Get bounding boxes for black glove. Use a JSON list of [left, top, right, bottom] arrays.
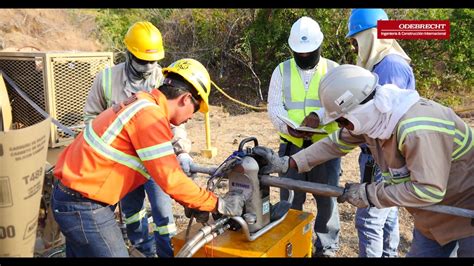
[[184, 207, 210, 223], [252, 146, 289, 174]]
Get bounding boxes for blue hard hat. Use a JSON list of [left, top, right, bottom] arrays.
[[346, 9, 388, 38]]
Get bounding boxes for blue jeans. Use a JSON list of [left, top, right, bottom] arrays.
[[51, 182, 129, 257], [279, 142, 341, 255], [407, 228, 474, 257], [356, 150, 400, 257], [121, 179, 176, 257]]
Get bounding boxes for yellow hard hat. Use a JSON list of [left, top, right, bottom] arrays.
[[162, 58, 211, 113], [123, 21, 164, 62]]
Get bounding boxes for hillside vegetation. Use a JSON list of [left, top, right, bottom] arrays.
[[1, 9, 472, 114], [92, 9, 473, 114]]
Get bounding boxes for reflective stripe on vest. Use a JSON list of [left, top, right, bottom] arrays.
[[103, 67, 113, 108], [277, 58, 339, 147], [83, 99, 174, 180], [328, 130, 357, 153], [397, 117, 473, 161], [102, 100, 156, 144]]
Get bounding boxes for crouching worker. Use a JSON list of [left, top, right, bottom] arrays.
[[51, 58, 245, 257], [253, 64, 474, 257]]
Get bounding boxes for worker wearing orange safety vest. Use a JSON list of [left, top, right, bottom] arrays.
[[51, 58, 244, 257], [83, 21, 191, 257]]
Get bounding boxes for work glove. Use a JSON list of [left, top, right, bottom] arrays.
[[252, 146, 289, 174], [184, 207, 210, 223], [217, 192, 245, 217], [337, 183, 370, 208], [177, 153, 195, 178]]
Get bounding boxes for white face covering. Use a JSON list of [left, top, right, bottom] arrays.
[[354, 28, 411, 71], [344, 84, 420, 139], [344, 101, 380, 136]]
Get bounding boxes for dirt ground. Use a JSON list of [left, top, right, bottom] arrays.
[[0, 9, 101, 52]]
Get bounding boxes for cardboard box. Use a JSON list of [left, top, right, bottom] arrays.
[[0, 75, 51, 257], [0, 74, 12, 131]]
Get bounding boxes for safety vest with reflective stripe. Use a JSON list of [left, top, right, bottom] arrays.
[[83, 99, 174, 180], [102, 67, 164, 108], [55, 90, 218, 209], [278, 58, 339, 148], [396, 116, 473, 202], [102, 67, 113, 107]]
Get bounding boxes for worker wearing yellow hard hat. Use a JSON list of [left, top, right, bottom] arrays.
[[55, 57, 244, 257], [82, 21, 195, 257]]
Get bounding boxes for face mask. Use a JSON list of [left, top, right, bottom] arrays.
[[293, 48, 321, 70], [344, 101, 379, 136], [125, 51, 158, 81], [130, 59, 157, 79]]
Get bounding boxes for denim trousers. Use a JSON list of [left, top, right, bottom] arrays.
[[120, 179, 176, 257], [407, 228, 474, 257], [51, 182, 129, 257], [279, 142, 341, 255], [356, 151, 400, 257]]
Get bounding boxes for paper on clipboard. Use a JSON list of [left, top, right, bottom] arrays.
[[277, 115, 327, 134]]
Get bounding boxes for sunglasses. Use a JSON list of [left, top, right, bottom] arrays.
[[335, 117, 351, 127], [130, 53, 157, 65], [189, 94, 201, 113]]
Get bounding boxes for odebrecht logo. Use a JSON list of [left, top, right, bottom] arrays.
[[377, 20, 450, 40]]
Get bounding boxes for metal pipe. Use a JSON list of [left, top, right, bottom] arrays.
[[260, 175, 344, 197], [416, 205, 474, 218], [231, 190, 294, 242], [260, 175, 474, 218], [189, 163, 218, 175]]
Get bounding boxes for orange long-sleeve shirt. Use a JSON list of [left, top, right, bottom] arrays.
[[54, 89, 218, 211]]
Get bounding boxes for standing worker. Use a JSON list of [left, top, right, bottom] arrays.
[[254, 64, 474, 257], [266, 16, 341, 257], [52, 58, 245, 257], [83, 21, 193, 257], [345, 8, 416, 257]]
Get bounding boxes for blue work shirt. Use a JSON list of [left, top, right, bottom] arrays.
[[360, 54, 416, 151], [373, 53, 416, 90]]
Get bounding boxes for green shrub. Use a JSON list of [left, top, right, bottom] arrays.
[[94, 8, 473, 113]]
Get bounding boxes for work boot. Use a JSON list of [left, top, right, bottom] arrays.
[[313, 249, 336, 258]]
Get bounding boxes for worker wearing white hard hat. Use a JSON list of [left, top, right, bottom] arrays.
[[266, 16, 342, 257], [254, 64, 474, 257]]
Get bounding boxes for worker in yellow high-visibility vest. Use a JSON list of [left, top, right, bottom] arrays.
[[266, 16, 341, 257]]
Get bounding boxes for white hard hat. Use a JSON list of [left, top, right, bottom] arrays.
[[319, 64, 378, 124], [288, 16, 324, 53]]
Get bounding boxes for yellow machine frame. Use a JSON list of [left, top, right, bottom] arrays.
[[172, 209, 314, 258]]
